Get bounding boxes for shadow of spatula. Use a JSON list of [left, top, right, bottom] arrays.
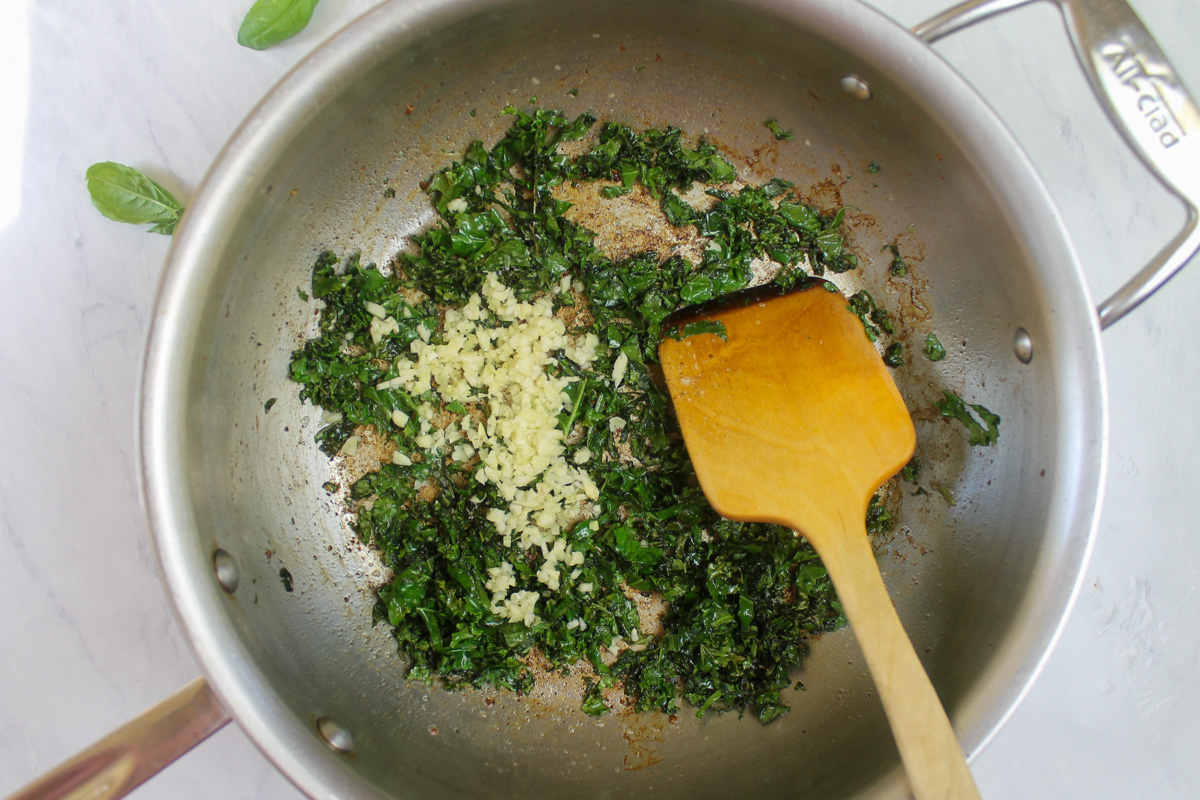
[[658, 283, 981, 800]]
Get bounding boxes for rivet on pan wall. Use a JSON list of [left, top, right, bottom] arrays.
[[1013, 327, 1034, 363], [317, 717, 355, 753], [840, 75, 872, 100], [212, 549, 240, 593]]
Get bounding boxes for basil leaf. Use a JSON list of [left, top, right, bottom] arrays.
[[85, 162, 183, 235], [237, 0, 320, 50]]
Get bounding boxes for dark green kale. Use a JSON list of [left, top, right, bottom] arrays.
[[614, 520, 843, 723], [571, 120, 736, 225], [882, 243, 906, 277], [581, 678, 610, 716], [882, 343, 904, 368], [279, 567, 294, 592], [900, 456, 921, 483], [923, 332, 946, 362], [846, 290, 895, 342], [935, 390, 1000, 446], [866, 493, 895, 535]]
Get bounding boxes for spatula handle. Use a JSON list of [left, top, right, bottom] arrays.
[[816, 527, 982, 800]]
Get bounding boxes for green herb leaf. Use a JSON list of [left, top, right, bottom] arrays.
[[764, 118, 794, 141], [882, 342, 904, 368], [882, 243, 906, 277], [581, 680, 609, 716], [934, 390, 1000, 446], [237, 0, 320, 50], [930, 481, 957, 505], [867, 160, 882, 174], [923, 332, 946, 362], [85, 162, 184, 235], [866, 493, 895, 534], [846, 290, 894, 342]]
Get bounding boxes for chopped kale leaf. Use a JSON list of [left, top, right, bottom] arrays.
[[764, 118, 794, 141], [935, 390, 1001, 446], [930, 481, 957, 505], [882, 243, 906, 277]]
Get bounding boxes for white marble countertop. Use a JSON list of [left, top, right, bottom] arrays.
[[2, 0, 1197, 797]]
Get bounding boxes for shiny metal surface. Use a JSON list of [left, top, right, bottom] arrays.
[[915, 0, 1200, 327], [4, 679, 230, 800], [140, 0, 1108, 798]]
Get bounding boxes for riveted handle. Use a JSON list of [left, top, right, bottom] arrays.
[[914, 0, 1200, 329], [4, 678, 231, 800]]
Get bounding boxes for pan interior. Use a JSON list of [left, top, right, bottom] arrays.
[[146, 0, 1105, 797]]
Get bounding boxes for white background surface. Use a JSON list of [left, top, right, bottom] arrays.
[[1, 0, 1197, 797]]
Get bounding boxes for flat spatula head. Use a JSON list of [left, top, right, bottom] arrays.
[[659, 285, 916, 542]]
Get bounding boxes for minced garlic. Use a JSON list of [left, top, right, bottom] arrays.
[[389, 274, 599, 625]]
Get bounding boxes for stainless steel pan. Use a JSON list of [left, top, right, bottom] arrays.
[[12, 0, 1198, 798]]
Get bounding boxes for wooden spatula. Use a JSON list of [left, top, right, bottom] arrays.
[[658, 284, 981, 800]]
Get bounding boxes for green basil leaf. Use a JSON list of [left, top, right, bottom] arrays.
[[237, 0, 320, 50], [85, 162, 183, 235]]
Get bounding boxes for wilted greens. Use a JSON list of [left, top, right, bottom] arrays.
[[935, 390, 1001, 446], [289, 107, 925, 723], [764, 118, 794, 141], [923, 332, 947, 362]]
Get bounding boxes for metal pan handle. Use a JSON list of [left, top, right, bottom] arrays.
[[4, 678, 230, 800], [914, 0, 1200, 329]]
